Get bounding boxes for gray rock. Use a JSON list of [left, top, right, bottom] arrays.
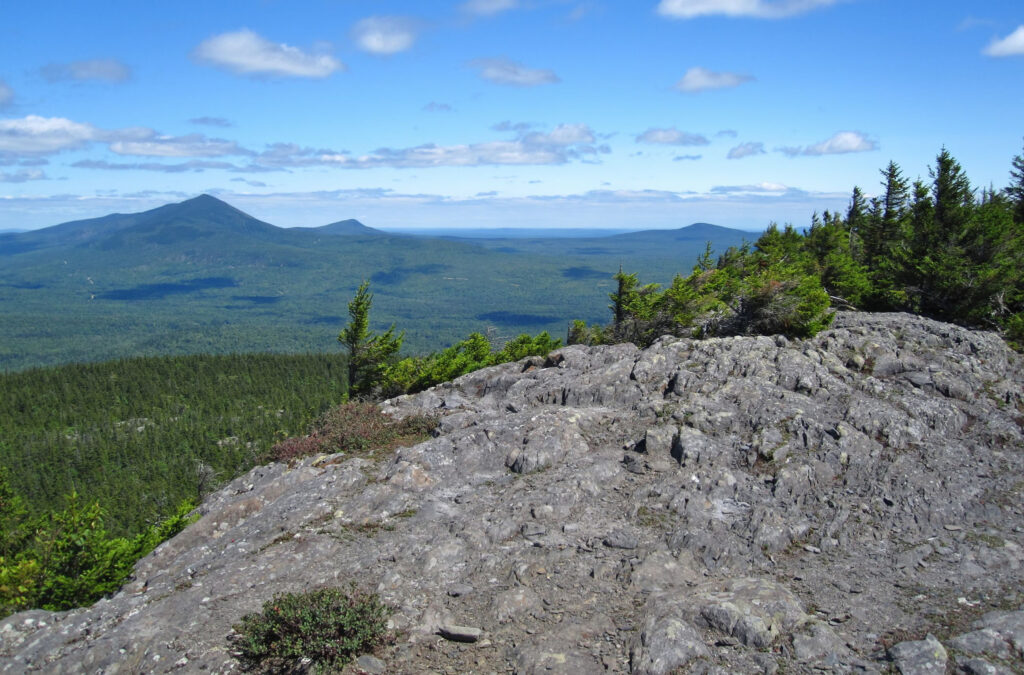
[[437, 624, 483, 642], [355, 654, 388, 673], [604, 528, 639, 550], [630, 613, 710, 675], [888, 633, 947, 674]]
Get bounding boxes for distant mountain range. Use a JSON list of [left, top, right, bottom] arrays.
[[0, 195, 758, 371]]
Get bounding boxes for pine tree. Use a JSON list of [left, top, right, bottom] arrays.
[[339, 281, 404, 398]]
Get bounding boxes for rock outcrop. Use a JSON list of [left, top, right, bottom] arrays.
[[3, 312, 1023, 674]]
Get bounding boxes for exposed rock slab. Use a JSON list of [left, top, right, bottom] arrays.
[[2, 312, 1024, 674]]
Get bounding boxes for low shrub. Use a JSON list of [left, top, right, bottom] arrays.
[[266, 402, 436, 463], [232, 585, 391, 673]]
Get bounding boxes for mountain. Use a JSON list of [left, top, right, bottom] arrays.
[[4, 312, 1023, 672], [0, 195, 761, 372], [307, 218, 382, 236]]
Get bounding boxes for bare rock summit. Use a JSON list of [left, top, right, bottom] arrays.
[[3, 312, 1024, 674]]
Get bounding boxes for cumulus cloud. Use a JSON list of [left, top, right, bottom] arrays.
[[727, 141, 766, 159], [470, 58, 560, 86], [0, 115, 100, 154], [193, 29, 343, 78], [0, 80, 13, 107], [778, 131, 877, 156], [352, 16, 418, 55], [0, 169, 46, 183], [675, 67, 754, 93], [657, 0, 838, 19], [636, 127, 709, 145], [108, 133, 252, 158], [984, 26, 1024, 57], [41, 59, 131, 83], [461, 0, 519, 16], [189, 116, 233, 128]]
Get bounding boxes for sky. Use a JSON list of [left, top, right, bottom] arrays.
[[1, 0, 1022, 232]]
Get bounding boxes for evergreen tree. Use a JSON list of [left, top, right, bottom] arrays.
[[1006, 141, 1024, 225], [846, 186, 869, 262], [339, 281, 404, 398]]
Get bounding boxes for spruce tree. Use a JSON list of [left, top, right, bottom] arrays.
[[339, 281, 403, 398], [1007, 141, 1024, 225]]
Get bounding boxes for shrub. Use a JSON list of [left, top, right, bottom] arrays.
[[232, 585, 391, 673], [266, 402, 436, 463]]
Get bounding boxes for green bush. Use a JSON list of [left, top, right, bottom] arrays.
[[232, 585, 391, 673], [0, 484, 198, 618], [383, 330, 561, 396]]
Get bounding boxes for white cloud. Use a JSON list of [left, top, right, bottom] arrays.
[[674, 154, 702, 161], [461, 0, 519, 16], [0, 115, 99, 154], [528, 123, 595, 145], [193, 29, 343, 78], [984, 26, 1024, 57], [727, 141, 766, 159], [352, 16, 418, 55], [778, 131, 877, 156], [636, 127, 710, 145], [657, 0, 838, 19], [0, 169, 46, 183], [470, 58, 560, 86], [675, 67, 754, 93], [0, 80, 14, 107], [423, 102, 453, 112], [108, 133, 252, 158], [41, 59, 131, 83]]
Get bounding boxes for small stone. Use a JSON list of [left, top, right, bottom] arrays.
[[355, 654, 388, 673], [888, 633, 947, 675], [448, 583, 474, 598], [438, 624, 483, 643], [603, 529, 639, 550]]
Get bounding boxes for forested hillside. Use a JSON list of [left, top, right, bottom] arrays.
[[0, 352, 348, 536]]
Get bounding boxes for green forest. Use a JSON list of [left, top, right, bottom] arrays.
[[0, 352, 349, 535]]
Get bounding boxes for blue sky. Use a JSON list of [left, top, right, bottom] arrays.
[[1, 0, 1022, 232]]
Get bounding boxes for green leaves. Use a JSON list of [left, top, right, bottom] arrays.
[[340, 281, 404, 398], [0, 487, 198, 618], [232, 586, 391, 673]]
